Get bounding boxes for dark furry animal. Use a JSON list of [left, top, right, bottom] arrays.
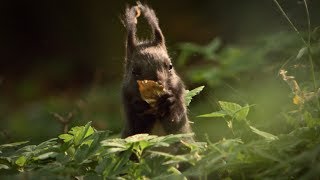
[[121, 3, 193, 139]]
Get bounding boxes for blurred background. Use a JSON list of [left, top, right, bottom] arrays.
[[0, 0, 319, 144]]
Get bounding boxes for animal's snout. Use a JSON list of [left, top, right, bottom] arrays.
[[156, 70, 167, 84]]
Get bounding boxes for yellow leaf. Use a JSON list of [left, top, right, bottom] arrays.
[[137, 80, 166, 107], [293, 95, 303, 105]]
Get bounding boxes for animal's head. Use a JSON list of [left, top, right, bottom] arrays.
[[122, 3, 178, 91]]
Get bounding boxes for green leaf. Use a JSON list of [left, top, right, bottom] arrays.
[[198, 111, 226, 118], [185, 86, 205, 106], [235, 104, 250, 121], [15, 156, 27, 167], [59, 134, 74, 142], [86, 131, 110, 156], [0, 141, 29, 150], [35, 152, 58, 160], [70, 122, 94, 146], [249, 126, 278, 141], [125, 134, 157, 143], [74, 144, 90, 163], [101, 138, 129, 153], [219, 101, 249, 121], [0, 164, 10, 170]]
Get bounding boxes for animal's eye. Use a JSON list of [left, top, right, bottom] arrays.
[[169, 63, 173, 70]]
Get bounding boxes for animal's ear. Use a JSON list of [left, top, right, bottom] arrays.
[[138, 2, 165, 47], [122, 5, 140, 56]]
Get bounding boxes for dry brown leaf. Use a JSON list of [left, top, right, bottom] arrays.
[[137, 80, 166, 107]]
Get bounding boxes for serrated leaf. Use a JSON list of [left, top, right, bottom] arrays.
[[101, 139, 127, 148], [71, 122, 94, 146], [185, 86, 205, 106], [235, 104, 250, 121], [219, 101, 249, 121], [86, 131, 110, 156], [249, 126, 278, 141], [125, 134, 157, 143], [15, 156, 27, 167], [219, 101, 241, 115], [59, 134, 74, 142], [296, 47, 307, 59], [74, 144, 90, 163], [198, 111, 226, 118]]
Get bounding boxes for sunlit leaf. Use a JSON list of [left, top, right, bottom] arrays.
[[219, 101, 249, 121], [59, 134, 74, 142], [70, 122, 94, 146], [125, 134, 157, 143], [0, 141, 29, 150], [249, 126, 278, 141], [0, 164, 10, 170], [15, 156, 27, 167], [185, 86, 205, 106], [198, 111, 226, 118], [35, 152, 58, 160]]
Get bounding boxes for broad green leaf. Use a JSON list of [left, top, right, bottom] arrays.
[[185, 86, 205, 106], [235, 104, 250, 121], [125, 134, 157, 143], [197, 111, 226, 118], [0, 164, 10, 170], [71, 122, 94, 146], [74, 144, 90, 163], [101, 138, 127, 148], [86, 131, 110, 156], [219, 101, 242, 116], [249, 126, 278, 141], [36, 138, 58, 149], [59, 134, 74, 142], [219, 101, 249, 121], [0, 141, 29, 150], [15, 156, 27, 167], [101, 138, 129, 153], [35, 152, 58, 160]]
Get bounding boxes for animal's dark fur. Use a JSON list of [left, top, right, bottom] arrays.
[[121, 3, 193, 139]]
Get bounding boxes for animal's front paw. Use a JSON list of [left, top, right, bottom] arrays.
[[132, 98, 151, 114], [156, 92, 176, 118]]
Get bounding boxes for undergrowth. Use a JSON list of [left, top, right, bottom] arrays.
[[1, 1, 320, 179]]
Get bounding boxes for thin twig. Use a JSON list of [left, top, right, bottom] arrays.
[[51, 112, 74, 133]]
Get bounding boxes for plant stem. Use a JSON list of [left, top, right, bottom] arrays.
[[303, 0, 320, 110], [273, 0, 307, 46], [274, 0, 320, 110]]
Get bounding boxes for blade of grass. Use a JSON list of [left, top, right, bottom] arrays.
[[303, 0, 320, 110]]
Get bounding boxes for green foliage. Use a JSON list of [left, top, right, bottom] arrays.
[[185, 86, 205, 106], [0, 122, 205, 179], [177, 31, 307, 88]]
